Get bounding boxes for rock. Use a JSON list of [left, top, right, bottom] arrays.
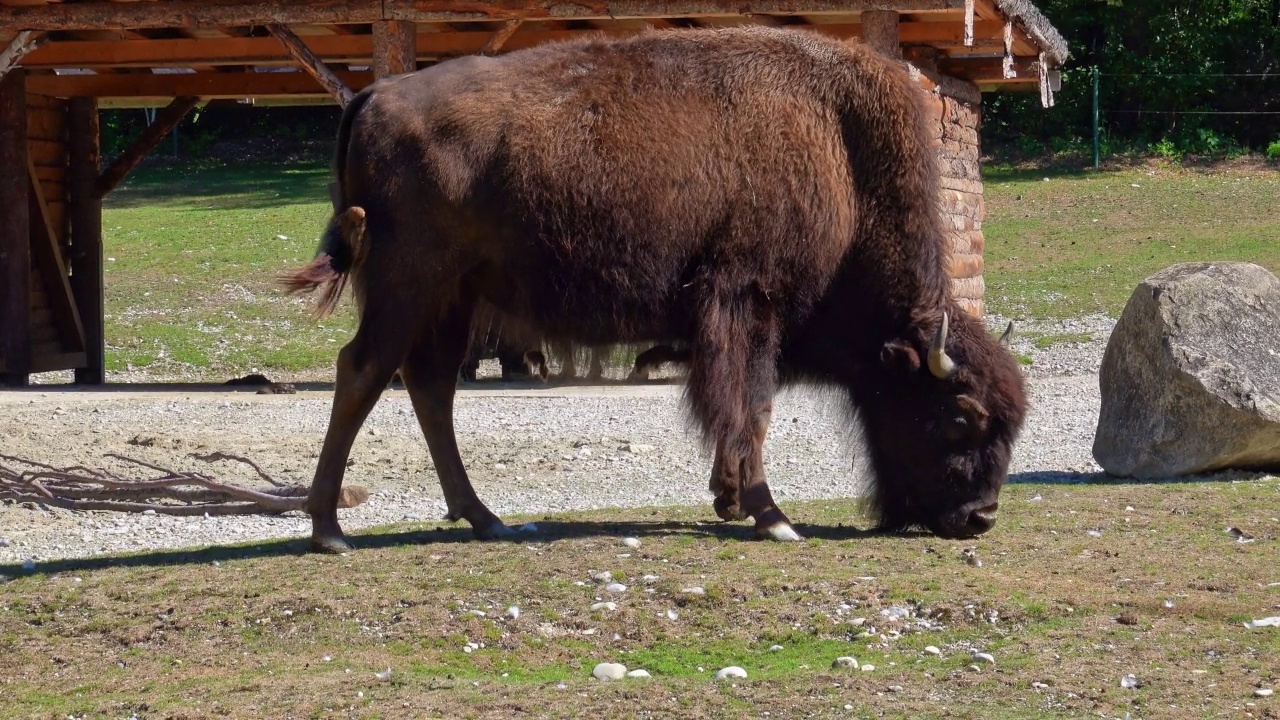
[[924, 646, 942, 656], [1120, 674, 1140, 689], [714, 666, 747, 680], [621, 443, 655, 454], [1245, 616, 1280, 629], [0, 538, 9, 548], [622, 537, 641, 549], [592, 662, 627, 681], [860, 664, 876, 672], [973, 652, 995, 664], [681, 586, 705, 595], [768, 645, 784, 652], [1031, 681, 1049, 690], [592, 571, 614, 583], [590, 602, 618, 612], [1255, 688, 1274, 698], [604, 583, 627, 593], [832, 656, 859, 669], [1093, 262, 1280, 477], [626, 669, 651, 679], [505, 606, 520, 620]]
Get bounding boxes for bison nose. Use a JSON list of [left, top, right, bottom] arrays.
[[964, 502, 999, 535]]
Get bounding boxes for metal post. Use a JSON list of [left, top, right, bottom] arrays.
[[1092, 66, 1100, 169]]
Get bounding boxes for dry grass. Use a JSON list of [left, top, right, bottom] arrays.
[[3, 475, 1278, 719]]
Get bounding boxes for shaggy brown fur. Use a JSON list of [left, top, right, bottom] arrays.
[[282, 25, 1028, 553]]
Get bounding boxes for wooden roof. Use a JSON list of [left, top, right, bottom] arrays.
[[0, 0, 1068, 108]]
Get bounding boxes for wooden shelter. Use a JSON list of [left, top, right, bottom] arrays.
[[0, 0, 1067, 387]]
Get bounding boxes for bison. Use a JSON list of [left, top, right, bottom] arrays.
[[283, 25, 1028, 554]]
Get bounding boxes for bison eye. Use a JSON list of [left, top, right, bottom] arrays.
[[942, 415, 969, 441]]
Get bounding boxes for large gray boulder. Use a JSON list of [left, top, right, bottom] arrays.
[[1092, 261, 1280, 478]]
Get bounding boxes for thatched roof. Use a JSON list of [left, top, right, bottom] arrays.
[[994, 0, 1070, 64]]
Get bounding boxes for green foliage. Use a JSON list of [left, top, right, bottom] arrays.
[[1267, 139, 1280, 158], [985, 0, 1280, 159]]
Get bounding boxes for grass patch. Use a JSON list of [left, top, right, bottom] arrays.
[[983, 163, 1280, 319], [1029, 332, 1093, 350], [3, 477, 1279, 718]]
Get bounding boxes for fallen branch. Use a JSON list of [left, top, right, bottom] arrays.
[[0, 453, 368, 516]]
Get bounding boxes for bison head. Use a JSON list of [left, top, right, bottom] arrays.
[[853, 310, 1028, 539]]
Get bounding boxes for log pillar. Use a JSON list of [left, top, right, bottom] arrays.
[[861, 10, 900, 58], [68, 97, 104, 385], [0, 70, 29, 386], [373, 20, 417, 79]]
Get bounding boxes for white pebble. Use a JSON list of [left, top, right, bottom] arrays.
[[642, 574, 659, 583], [626, 669, 651, 678], [973, 652, 996, 664], [666, 609, 678, 621], [1255, 688, 1273, 698], [590, 602, 618, 612], [622, 537, 641, 549], [592, 571, 614, 583], [1031, 681, 1049, 690], [682, 586, 705, 595], [604, 583, 627, 593], [505, 606, 520, 620], [924, 646, 942, 656], [832, 656, 859, 669], [860, 664, 876, 672], [467, 609, 486, 617], [1120, 674, 1140, 689], [592, 662, 627, 681], [715, 666, 748, 680], [768, 645, 784, 652], [374, 667, 392, 681]]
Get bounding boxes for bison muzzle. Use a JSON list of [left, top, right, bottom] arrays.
[[282, 25, 1028, 553]]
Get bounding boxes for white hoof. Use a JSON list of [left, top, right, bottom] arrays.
[[764, 523, 803, 542]]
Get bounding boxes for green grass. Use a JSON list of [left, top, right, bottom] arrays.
[[2, 478, 1278, 718], [96, 159, 1280, 382], [982, 161, 1280, 319]]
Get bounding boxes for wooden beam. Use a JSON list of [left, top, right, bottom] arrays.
[[0, 70, 30, 385], [0, 0, 964, 31], [95, 96, 200, 197], [27, 151, 86, 355], [20, 22, 1009, 70], [267, 23, 355, 105], [860, 10, 899, 57], [0, 30, 46, 79], [68, 97, 104, 384], [372, 20, 417, 78], [0, 1, 383, 32], [29, 69, 374, 100], [481, 19, 523, 55], [938, 55, 1039, 83]]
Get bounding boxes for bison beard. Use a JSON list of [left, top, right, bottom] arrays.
[[282, 25, 1028, 553]]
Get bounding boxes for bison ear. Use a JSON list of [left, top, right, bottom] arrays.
[[955, 394, 990, 430], [880, 340, 921, 374]]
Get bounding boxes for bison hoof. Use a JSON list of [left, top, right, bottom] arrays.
[[474, 520, 516, 540], [757, 522, 803, 542], [713, 495, 747, 522], [309, 533, 355, 554]]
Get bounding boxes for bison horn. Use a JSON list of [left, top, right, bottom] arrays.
[[928, 311, 956, 379], [998, 321, 1014, 346]]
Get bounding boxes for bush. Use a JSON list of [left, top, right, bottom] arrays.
[[1267, 140, 1280, 159]]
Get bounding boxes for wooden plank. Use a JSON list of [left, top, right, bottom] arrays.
[[69, 97, 105, 384], [30, 351, 86, 374], [25, 92, 64, 111], [27, 150, 85, 353], [96, 95, 199, 197], [0, 0, 963, 31], [373, 19, 418, 77], [267, 23, 355, 105], [30, 69, 375, 99], [481, 19, 523, 55], [15, 21, 1006, 70], [0, 70, 30, 384], [0, 1, 384, 32]]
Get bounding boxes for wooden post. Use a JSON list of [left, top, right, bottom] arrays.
[[69, 97, 104, 385], [95, 95, 199, 198], [861, 11, 900, 59], [0, 30, 44, 80], [481, 19, 523, 56], [373, 20, 417, 78], [268, 23, 355, 105], [0, 70, 30, 386]]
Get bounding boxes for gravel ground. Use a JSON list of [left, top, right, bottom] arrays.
[[1, 314, 1122, 566]]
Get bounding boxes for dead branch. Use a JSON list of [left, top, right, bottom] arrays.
[[0, 452, 368, 516]]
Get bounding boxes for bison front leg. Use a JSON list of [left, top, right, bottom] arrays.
[[689, 286, 800, 542], [400, 303, 514, 540]]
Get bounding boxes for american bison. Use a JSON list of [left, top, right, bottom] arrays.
[[283, 25, 1028, 553]]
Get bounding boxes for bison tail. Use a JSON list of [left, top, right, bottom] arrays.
[[278, 206, 368, 319]]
